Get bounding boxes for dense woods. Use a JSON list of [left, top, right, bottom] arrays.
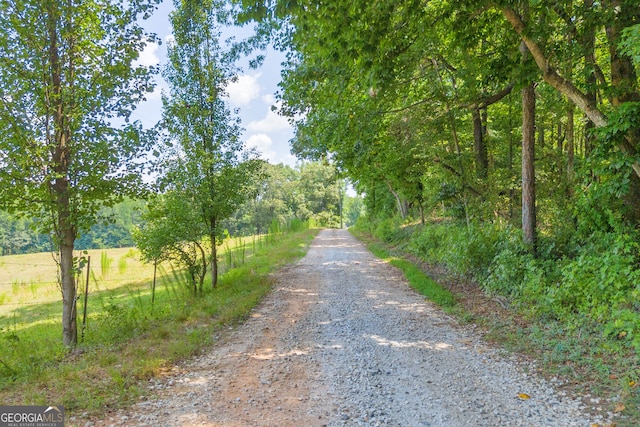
[[237, 0, 640, 354]]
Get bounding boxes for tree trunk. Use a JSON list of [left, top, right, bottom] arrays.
[[54, 138, 77, 347], [59, 236, 77, 347], [196, 241, 207, 294], [385, 179, 407, 219], [521, 37, 537, 251], [210, 218, 218, 289], [48, 4, 77, 347], [472, 106, 489, 179]]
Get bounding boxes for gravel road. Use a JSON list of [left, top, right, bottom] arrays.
[[87, 229, 610, 427]]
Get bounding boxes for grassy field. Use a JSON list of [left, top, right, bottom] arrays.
[[0, 229, 318, 421]]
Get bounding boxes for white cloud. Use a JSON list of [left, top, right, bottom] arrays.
[[246, 133, 276, 162], [136, 41, 160, 67], [226, 74, 261, 107], [261, 93, 276, 105], [247, 108, 292, 133]]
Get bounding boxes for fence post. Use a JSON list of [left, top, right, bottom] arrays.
[[151, 260, 157, 308], [81, 255, 90, 342]]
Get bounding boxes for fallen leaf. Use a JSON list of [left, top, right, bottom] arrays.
[[629, 380, 637, 388], [617, 331, 627, 339], [517, 393, 531, 400], [608, 374, 618, 380], [614, 403, 625, 413]]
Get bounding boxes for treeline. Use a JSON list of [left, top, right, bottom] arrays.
[[225, 161, 363, 235], [0, 162, 362, 256], [0, 199, 145, 255], [241, 1, 640, 352]]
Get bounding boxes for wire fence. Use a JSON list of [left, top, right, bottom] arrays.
[[0, 250, 158, 316], [0, 226, 306, 317]]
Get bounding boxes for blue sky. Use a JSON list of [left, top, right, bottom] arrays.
[[132, 1, 298, 167]]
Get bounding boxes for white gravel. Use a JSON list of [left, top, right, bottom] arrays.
[[85, 229, 612, 427]]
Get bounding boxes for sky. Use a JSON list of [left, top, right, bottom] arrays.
[[132, 1, 299, 167]]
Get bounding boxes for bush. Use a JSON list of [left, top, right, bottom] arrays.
[[486, 228, 640, 348], [409, 221, 505, 281], [555, 232, 639, 317], [374, 216, 403, 243], [482, 235, 537, 297], [350, 215, 375, 234]]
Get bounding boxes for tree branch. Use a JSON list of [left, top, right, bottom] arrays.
[[500, 6, 640, 179], [500, 7, 608, 127]]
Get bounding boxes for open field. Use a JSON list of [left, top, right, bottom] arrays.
[[0, 229, 318, 417], [0, 233, 275, 322], [0, 247, 152, 317]]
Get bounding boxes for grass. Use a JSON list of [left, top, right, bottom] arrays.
[[0, 228, 318, 422], [352, 229, 457, 309]]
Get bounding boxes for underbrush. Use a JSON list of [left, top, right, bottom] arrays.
[[352, 215, 640, 423], [0, 229, 318, 417]]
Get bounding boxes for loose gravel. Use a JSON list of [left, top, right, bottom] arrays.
[[85, 229, 612, 427]]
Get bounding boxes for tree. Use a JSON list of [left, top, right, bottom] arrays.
[[247, 163, 302, 234], [134, 191, 208, 294], [0, 0, 159, 346], [159, 0, 264, 289]]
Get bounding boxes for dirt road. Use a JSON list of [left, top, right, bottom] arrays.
[[89, 229, 607, 426]]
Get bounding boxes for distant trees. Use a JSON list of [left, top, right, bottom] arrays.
[[0, 0, 160, 346], [0, 199, 145, 255], [225, 161, 351, 235], [0, 212, 50, 255]]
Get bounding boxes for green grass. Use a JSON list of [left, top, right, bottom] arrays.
[[0, 228, 318, 420], [352, 230, 457, 309]]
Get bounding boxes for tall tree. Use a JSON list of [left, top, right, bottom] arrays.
[[160, 0, 264, 289], [0, 0, 159, 346]]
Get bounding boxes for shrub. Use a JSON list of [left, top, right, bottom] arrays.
[[374, 216, 403, 243], [554, 232, 640, 322], [409, 221, 505, 281]]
